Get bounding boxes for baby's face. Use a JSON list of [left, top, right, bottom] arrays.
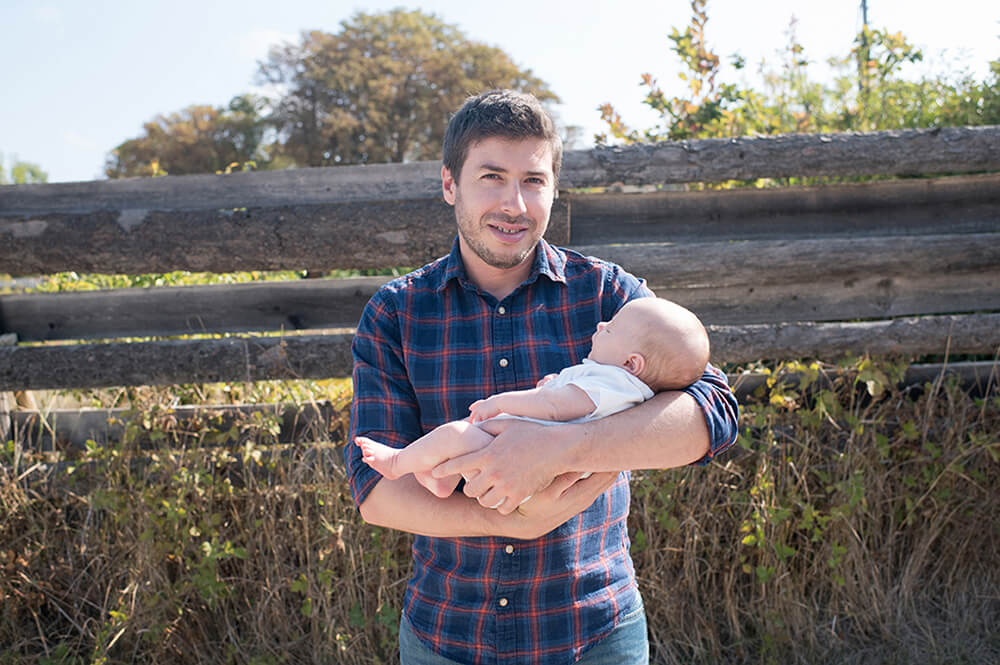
[[586, 305, 644, 367]]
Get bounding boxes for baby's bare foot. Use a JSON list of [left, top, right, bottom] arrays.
[[355, 437, 403, 479]]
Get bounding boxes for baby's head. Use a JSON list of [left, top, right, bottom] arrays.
[[586, 298, 710, 391]]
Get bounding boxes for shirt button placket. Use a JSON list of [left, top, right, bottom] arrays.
[[497, 541, 518, 663], [493, 301, 516, 392]]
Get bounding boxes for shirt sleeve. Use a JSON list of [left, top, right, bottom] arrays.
[[682, 363, 740, 465], [345, 290, 423, 509]]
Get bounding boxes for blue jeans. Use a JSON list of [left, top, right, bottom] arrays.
[[399, 600, 649, 665]]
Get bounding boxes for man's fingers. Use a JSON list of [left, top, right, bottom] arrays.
[[478, 487, 508, 510], [432, 450, 483, 478], [561, 471, 617, 499], [477, 417, 514, 437]]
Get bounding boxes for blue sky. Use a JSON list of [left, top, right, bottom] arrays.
[[1, 0, 996, 184]]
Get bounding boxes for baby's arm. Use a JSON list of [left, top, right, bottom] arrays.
[[356, 419, 493, 497], [469, 384, 596, 423]]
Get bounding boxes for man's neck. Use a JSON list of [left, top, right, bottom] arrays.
[[461, 246, 537, 302]]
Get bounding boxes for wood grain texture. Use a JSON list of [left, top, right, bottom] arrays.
[[2, 277, 390, 341], [568, 173, 1000, 244], [4, 233, 997, 340], [0, 333, 356, 390], [0, 199, 569, 275], [707, 313, 1000, 364], [560, 126, 1000, 187], [3, 314, 998, 390], [3, 127, 996, 217]]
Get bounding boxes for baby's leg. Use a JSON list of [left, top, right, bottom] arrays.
[[356, 420, 493, 497]]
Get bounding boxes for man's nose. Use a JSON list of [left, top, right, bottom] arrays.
[[501, 183, 528, 216]]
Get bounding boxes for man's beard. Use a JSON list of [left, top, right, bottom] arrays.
[[454, 194, 541, 270]]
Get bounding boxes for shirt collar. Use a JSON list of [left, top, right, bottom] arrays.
[[437, 237, 568, 293]]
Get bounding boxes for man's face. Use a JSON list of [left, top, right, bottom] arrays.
[[442, 136, 555, 273]]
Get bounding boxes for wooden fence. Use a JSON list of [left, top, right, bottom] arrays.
[[2, 126, 999, 404]]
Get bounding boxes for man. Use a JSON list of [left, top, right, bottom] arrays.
[[346, 89, 739, 665]]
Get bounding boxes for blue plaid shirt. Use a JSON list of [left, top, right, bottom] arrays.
[[347, 239, 739, 665]]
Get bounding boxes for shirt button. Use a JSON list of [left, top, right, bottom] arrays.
[[505, 545, 514, 554], [499, 598, 509, 607], [499, 358, 509, 368], [497, 306, 507, 315]]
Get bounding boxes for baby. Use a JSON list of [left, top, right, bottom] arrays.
[[355, 297, 711, 502]]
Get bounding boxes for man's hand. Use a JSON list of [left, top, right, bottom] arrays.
[[431, 417, 575, 514], [501, 471, 618, 539]]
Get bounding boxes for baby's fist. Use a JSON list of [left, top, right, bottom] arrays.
[[468, 397, 502, 423]]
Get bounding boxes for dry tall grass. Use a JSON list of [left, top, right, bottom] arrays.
[[2, 359, 998, 664]]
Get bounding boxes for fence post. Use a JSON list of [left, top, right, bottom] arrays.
[[1, 334, 16, 442]]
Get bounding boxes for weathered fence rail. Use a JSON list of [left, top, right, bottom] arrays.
[[2, 126, 999, 394]]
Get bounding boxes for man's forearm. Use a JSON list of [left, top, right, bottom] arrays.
[[360, 474, 507, 538], [558, 390, 710, 473], [359, 470, 618, 539]]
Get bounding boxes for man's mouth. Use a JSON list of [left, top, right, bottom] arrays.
[[488, 222, 528, 241], [493, 225, 523, 235]]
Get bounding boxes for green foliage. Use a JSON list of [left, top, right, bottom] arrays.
[[0, 152, 48, 185], [600, 2, 1000, 147], [24, 270, 309, 293], [628, 356, 999, 663], [2, 358, 998, 664]]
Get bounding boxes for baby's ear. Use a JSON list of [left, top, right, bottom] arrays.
[[624, 353, 646, 377]]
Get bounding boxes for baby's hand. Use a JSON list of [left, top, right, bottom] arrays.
[[469, 396, 503, 423], [536, 373, 558, 388]]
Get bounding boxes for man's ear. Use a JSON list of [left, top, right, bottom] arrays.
[[624, 353, 646, 377], [441, 165, 457, 205]]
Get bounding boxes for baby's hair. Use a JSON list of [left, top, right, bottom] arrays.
[[629, 298, 710, 392]]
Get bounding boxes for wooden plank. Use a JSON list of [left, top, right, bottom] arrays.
[[660, 270, 1000, 325], [2, 276, 390, 342], [2, 314, 998, 390], [4, 152, 997, 276], [568, 173, 1000, 244], [707, 313, 1000, 365], [0, 333, 356, 391], [0, 161, 444, 214], [0, 199, 570, 276], [560, 126, 1000, 188], [573, 233, 1000, 288], [4, 233, 998, 340], [3, 127, 997, 219], [14, 402, 335, 451]]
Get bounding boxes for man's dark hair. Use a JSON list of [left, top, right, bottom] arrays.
[[442, 89, 563, 186]]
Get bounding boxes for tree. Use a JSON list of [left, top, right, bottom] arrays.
[[105, 94, 272, 178], [257, 8, 558, 167], [600, 1, 1000, 147], [0, 153, 48, 184], [598, 0, 766, 144]]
